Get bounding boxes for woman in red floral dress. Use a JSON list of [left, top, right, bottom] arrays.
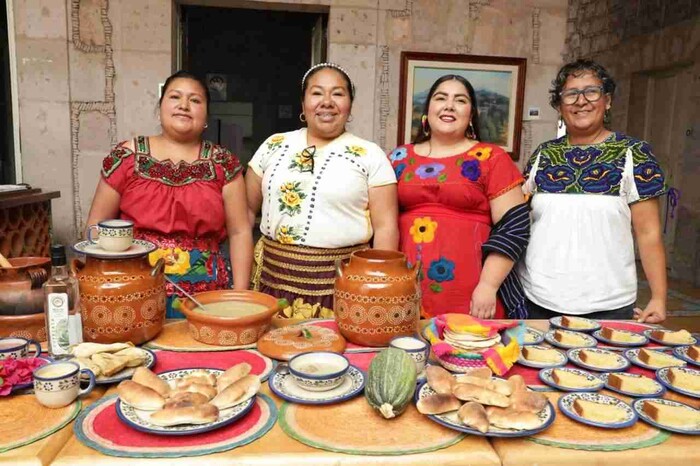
[[389, 75, 528, 319], [86, 71, 253, 317]]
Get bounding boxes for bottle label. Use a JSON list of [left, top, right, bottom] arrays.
[[47, 293, 70, 356], [68, 315, 83, 346]]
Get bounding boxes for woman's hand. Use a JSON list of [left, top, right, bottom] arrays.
[[633, 299, 666, 324], [470, 282, 498, 319]]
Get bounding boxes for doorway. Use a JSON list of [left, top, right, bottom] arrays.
[[0, 0, 16, 183], [176, 3, 328, 166]]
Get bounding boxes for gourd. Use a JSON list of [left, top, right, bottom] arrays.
[[365, 347, 417, 419]]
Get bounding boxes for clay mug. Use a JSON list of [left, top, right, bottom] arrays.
[[87, 219, 134, 252], [390, 336, 430, 374], [0, 336, 41, 360], [33, 361, 96, 408]]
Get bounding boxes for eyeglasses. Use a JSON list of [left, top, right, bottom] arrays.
[[560, 86, 605, 105], [299, 145, 316, 173]]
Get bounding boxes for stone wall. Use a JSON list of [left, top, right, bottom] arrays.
[[12, 0, 567, 245]]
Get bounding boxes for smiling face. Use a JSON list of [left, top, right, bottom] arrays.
[[559, 72, 610, 138], [302, 68, 352, 142], [159, 78, 208, 139], [426, 79, 473, 139]]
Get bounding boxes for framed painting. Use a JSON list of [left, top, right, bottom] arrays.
[[398, 52, 527, 159]]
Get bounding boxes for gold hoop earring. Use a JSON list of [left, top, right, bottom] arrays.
[[299, 113, 306, 123], [466, 121, 476, 139], [421, 115, 430, 136]]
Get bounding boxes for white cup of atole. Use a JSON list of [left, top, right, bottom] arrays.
[[87, 219, 134, 252], [33, 361, 96, 408], [0, 336, 42, 361], [390, 336, 430, 374], [288, 351, 349, 392]]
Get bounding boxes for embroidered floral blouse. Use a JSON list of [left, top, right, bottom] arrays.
[[249, 129, 397, 249]]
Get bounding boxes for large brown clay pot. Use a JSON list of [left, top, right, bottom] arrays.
[[0, 257, 50, 316], [334, 250, 421, 347], [71, 255, 166, 345], [0, 312, 46, 341]]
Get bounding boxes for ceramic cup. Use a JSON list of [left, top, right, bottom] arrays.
[[0, 336, 42, 361], [33, 361, 96, 408], [288, 351, 349, 392], [390, 336, 430, 374], [87, 219, 134, 252]]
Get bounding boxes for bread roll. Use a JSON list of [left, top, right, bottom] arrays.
[[163, 392, 210, 409], [169, 383, 218, 401], [149, 403, 219, 426], [176, 375, 218, 390], [486, 406, 542, 430], [452, 383, 510, 407], [117, 380, 165, 411], [132, 366, 171, 398], [509, 388, 548, 414], [507, 374, 527, 393], [458, 402, 489, 433], [463, 367, 492, 379], [426, 365, 455, 395], [416, 394, 462, 415], [217, 363, 252, 393], [211, 374, 260, 409]]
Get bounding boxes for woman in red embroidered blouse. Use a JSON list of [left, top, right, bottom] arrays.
[[389, 75, 525, 319], [85, 71, 253, 318]]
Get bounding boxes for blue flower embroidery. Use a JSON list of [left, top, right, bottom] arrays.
[[460, 159, 481, 181], [634, 161, 665, 196], [578, 163, 622, 193], [389, 147, 408, 162], [394, 163, 407, 179], [415, 163, 445, 180], [564, 146, 600, 169], [535, 165, 576, 192], [427, 257, 455, 283]]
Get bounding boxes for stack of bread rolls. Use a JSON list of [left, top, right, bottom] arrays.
[[117, 363, 260, 427], [417, 366, 549, 433]]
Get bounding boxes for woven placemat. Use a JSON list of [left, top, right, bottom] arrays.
[[278, 396, 465, 455], [526, 391, 670, 451], [0, 395, 82, 453], [144, 321, 257, 352], [74, 394, 277, 458], [152, 349, 275, 382]]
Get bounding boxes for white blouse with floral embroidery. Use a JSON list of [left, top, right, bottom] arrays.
[[249, 129, 396, 248]]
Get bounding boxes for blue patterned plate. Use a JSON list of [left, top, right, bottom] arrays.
[[567, 348, 630, 372], [549, 316, 600, 333], [592, 328, 648, 347], [517, 345, 567, 369], [538, 367, 604, 392], [656, 366, 700, 399], [624, 349, 687, 371], [544, 329, 597, 349], [74, 348, 157, 385], [643, 329, 697, 347], [632, 398, 700, 435], [416, 379, 556, 437], [268, 365, 365, 405], [522, 327, 545, 346], [72, 239, 157, 260], [598, 372, 665, 398], [115, 368, 255, 435], [558, 392, 637, 429], [673, 346, 700, 367]]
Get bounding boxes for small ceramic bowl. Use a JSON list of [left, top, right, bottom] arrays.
[[390, 336, 430, 374], [288, 351, 350, 392]]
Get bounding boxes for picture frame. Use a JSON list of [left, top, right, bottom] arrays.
[[398, 52, 527, 160], [206, 73, 228, 102]]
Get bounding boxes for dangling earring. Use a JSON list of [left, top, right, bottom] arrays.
[[467, 121, 476, 139], [557, 115, 565, 129], [299, 113, 306, 123], [421, 115, 430, 136], [204, 123, 208, 129], [603, 108, 611, 126]]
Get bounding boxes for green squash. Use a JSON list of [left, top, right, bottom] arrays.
[[365, 347, 417, 419]]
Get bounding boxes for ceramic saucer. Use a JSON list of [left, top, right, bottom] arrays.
[[632, 398, 700, 435], [624, 349, 687, 371], [72, 239, 157, 259], [598, 372, 666, 398], [544, 329, 597, 349], [268, 365, 365, 405], [517, 345, 567, 369], [538, 367, 604, 392], [558, 392, 637, 429], [656, 366, 700, 399], [566, 348, 630, 372], [644, 329, 698, 347], [522, 327, 545, 345], [673, 346, 700, 367], [549, 316, 600, 333]]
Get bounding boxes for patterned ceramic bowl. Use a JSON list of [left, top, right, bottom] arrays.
[[288, 351, 349, 392]]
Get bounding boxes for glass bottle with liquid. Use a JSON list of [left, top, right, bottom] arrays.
[[43, 244, 83, 358]]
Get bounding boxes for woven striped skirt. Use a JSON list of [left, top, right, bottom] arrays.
[[251, 237, 368, 311]]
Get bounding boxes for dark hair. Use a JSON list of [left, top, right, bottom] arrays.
[[549, 59, 616, 109], [159, 70, 211, 110], [301, 64, 355, 102], [413, 75, 481, 144]]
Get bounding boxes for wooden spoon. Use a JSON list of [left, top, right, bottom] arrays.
[[0, 251, 12, 268]]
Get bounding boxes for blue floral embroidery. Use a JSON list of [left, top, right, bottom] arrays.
[[427, 257, 455, 283], [460, 159, 481, 181], [389, 147, 408, 162], [535, 165, 576, 192], [564, 146, 600, 168], [634, 161, 665, 196], [415, 163, 445, 180], [578, 163, 622, 193], [394, 162, 407, 179]]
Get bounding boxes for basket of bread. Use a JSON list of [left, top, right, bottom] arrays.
[[115, 363, 260, 435]]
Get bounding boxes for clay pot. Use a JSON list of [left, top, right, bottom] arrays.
[[333, 250, 421, 347], [0, 257, 50, 316], [71, 256, 166, 345], [0, 312, 46, 341], [180, 290, 279, 346]]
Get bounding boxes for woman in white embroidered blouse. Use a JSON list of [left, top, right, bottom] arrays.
[[245, 63, 398, 313], [518, 59, 668, 323]]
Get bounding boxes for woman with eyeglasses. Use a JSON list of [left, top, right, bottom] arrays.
[[518, 59, 668, 323], [245, 63, 398, 314], [388, 75, 529, 320]]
